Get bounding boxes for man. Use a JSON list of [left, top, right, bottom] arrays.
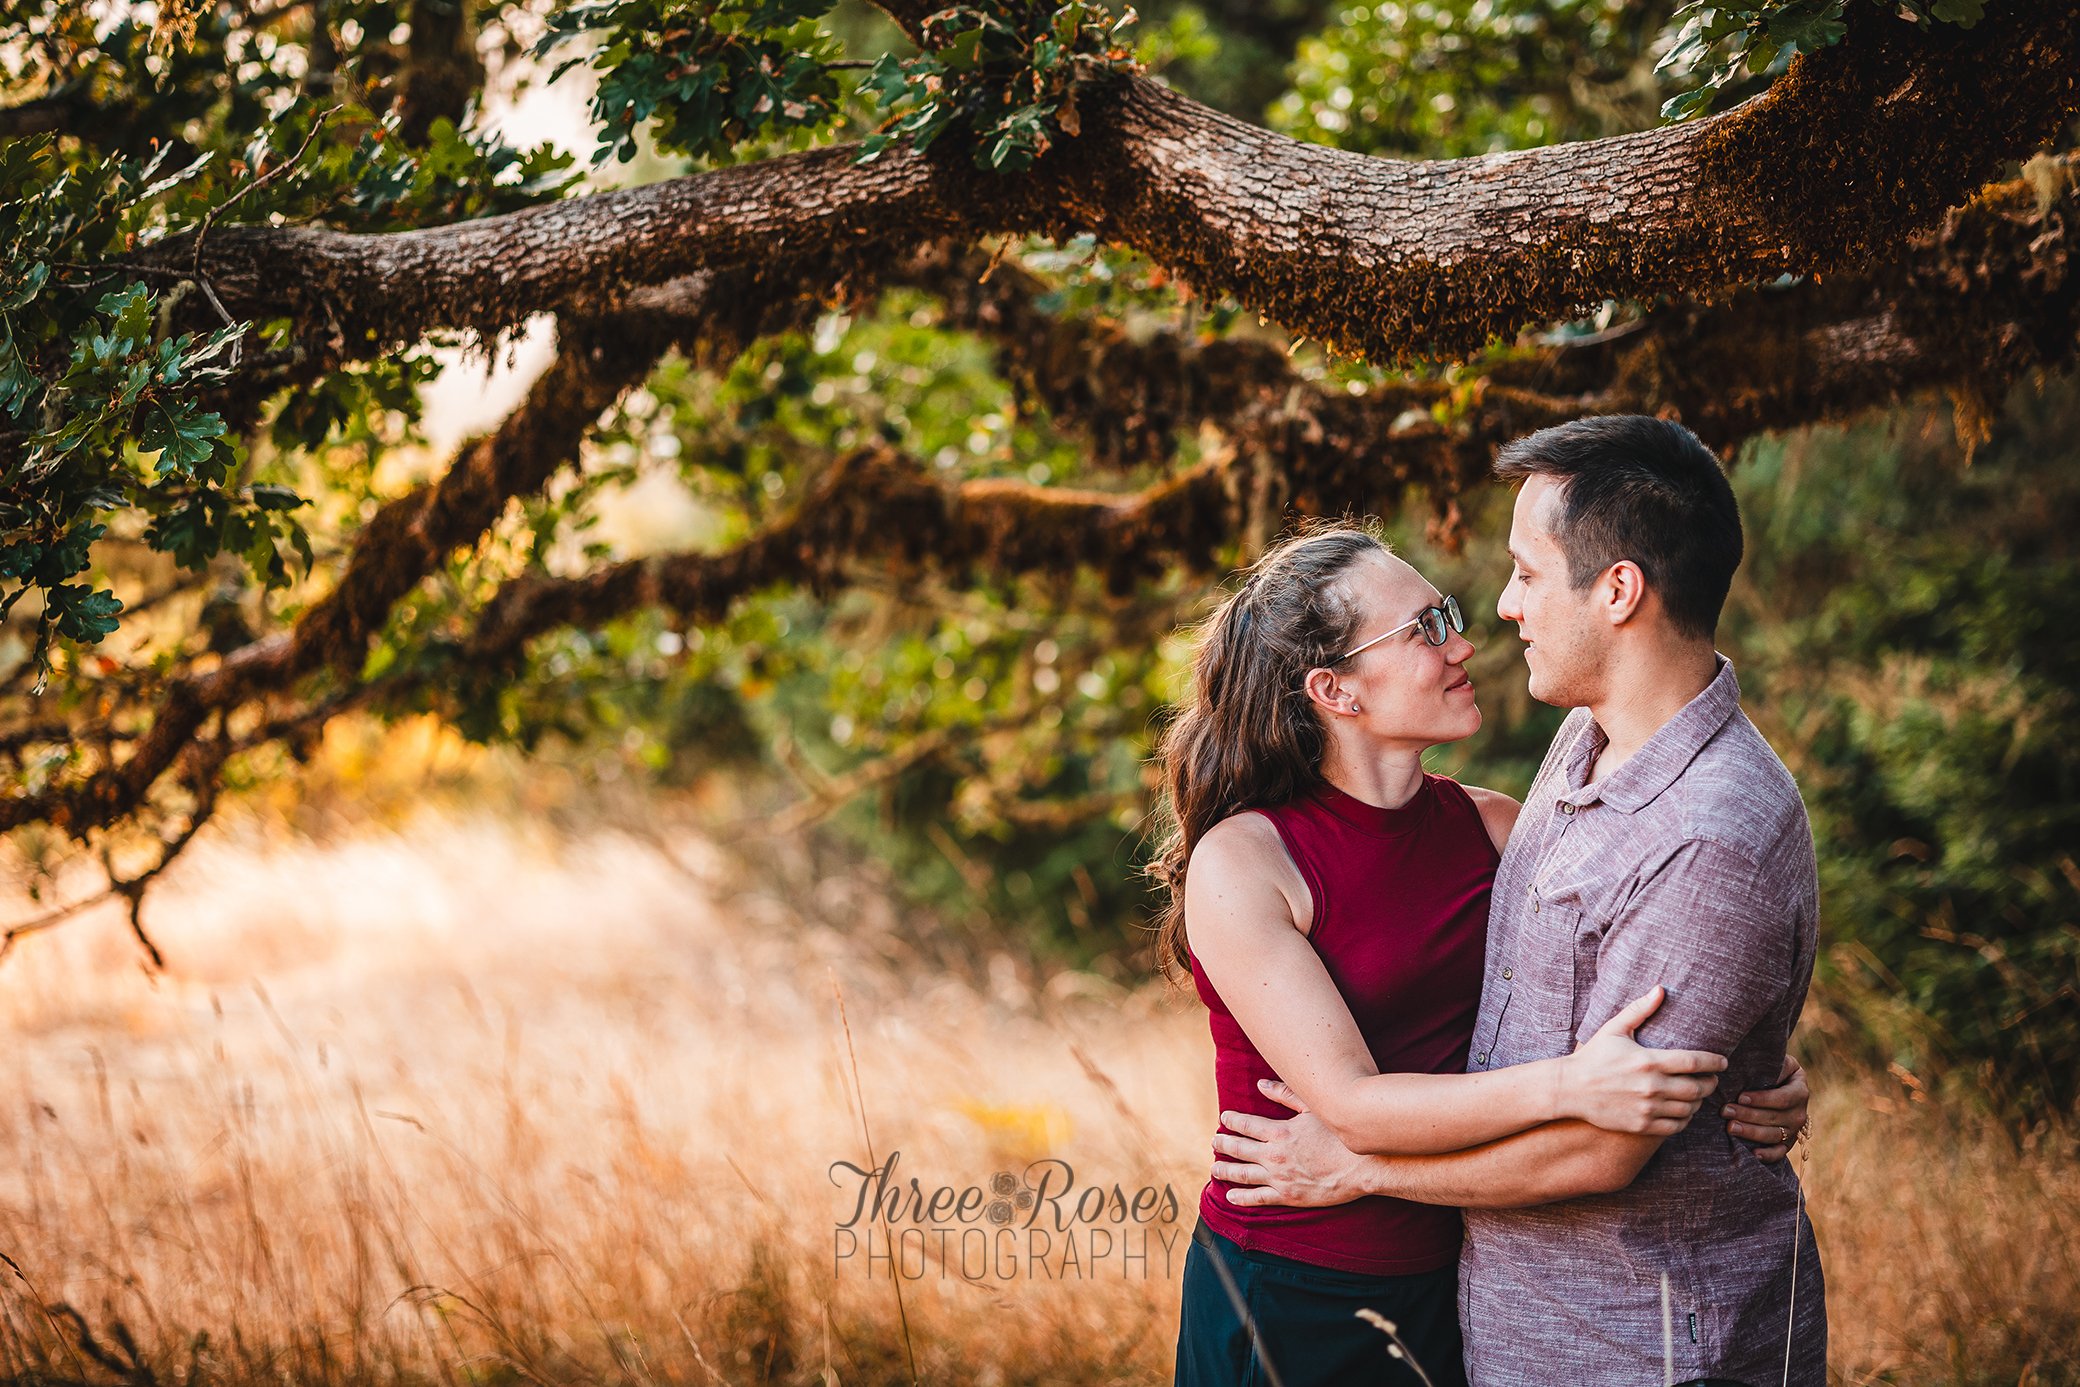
[[1211, 416, 1827, 1386]]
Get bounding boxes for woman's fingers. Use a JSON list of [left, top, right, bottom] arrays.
[[1646, 1047, 1728, 1075], [1211, 1131, 1267, 1160], [1645, 1074, 1720, 1102], [1735, 1083, 1805, 1112], [1594, 986, 1667, 1039], [1721, 1101, 1796, 1125], [1728, 1118, 1793, 1147]]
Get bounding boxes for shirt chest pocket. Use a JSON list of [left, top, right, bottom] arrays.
[[1516, 901, 1601, 1039]]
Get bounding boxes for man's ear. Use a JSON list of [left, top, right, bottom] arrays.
[[1300, 666, 1356, 717], [1601, 560, 1648, 626]]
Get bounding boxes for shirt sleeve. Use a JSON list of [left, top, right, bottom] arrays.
[[1573, 835, 1798, 1056]]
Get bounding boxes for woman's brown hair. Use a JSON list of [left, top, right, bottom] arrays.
[[1147, 519, 1390, 978]]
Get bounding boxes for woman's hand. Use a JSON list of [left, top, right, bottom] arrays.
[[1723, 1052, 1810, 1162], [1554, 986, 1729, 1136]]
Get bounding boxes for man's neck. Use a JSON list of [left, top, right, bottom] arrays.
[[1585, 642, 1720, 785]]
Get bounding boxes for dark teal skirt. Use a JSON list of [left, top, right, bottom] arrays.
[[1172, 1217, 1467, 1387]]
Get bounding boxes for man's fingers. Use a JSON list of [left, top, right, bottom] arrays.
[[1256, 1077, 1310, 1113], [1212, 1160, 1271, 1186], [1223, 1184, 1282, 1207], [1595, 986, 1666, 1039], [1220, 1108, 1283, 1140]]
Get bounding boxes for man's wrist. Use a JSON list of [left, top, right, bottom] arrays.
[[1353, 1153, 1405, 1200]]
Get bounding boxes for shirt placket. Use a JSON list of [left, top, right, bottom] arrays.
[[1476, 796, 1582, 1068]]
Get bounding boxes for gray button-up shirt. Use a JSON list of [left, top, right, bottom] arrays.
[[1460, 656, 1827, 1386]]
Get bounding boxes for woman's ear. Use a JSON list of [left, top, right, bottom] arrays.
[[1300, 666, 1357, 718]]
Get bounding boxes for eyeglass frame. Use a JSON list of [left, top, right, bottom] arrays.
[[1329, 594, 1465, 664]]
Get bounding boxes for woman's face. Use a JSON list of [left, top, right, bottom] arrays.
[[1313, 551, 1482, 749]]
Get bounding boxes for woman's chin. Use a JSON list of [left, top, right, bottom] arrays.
[[1425, 706, 1483, 744]]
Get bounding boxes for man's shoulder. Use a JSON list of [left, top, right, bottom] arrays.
[[1663, 709, 1813, 866]]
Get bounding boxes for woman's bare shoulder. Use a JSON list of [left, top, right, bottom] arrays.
[[1186, 809, 1312, 934], [1460, 784, 1523, 855]]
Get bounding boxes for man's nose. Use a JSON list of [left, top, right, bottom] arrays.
[[1496, 579, 1520, 623]]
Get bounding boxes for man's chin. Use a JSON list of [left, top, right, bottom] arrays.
[[1523, 669, 1574, 709]]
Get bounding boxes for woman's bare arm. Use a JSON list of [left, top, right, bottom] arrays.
[[1185, 812, 1724, 1157]]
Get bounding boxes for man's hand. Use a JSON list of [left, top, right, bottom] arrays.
[[1723, 1052, 1810, 1162], [1209, 1081, 1376, 1209]]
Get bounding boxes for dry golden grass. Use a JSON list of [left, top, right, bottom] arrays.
[[2, 811, 2075, 1386]]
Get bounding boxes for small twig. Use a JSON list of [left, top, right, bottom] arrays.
[[1355, 1309, 1434, 1387], [830, 970, 918, 1387], [188, 111, 332, 365], [0, 760, 220, 969]]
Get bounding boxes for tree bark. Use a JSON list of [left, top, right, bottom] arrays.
[[12, 162, 2077, 838], [141, 5, 2080, 368]]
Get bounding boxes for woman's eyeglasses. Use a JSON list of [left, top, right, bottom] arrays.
[[1331, 595, 1464, 663]]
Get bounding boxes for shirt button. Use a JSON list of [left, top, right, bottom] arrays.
[[1559, 802, 1576, 815], [1531, 899, 1540, 914], [1475, 1052, 1488, 1066], [1502, 967, 1513, 980]]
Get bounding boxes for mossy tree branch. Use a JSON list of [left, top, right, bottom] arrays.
[[135, 5, 2080, 369]]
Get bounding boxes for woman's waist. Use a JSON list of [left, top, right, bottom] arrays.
[[1196, 1184, 1462, 1274]]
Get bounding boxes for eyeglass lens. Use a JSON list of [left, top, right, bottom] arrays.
[[1421, 595, 1464, 646]]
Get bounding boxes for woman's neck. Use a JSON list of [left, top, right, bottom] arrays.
[[1319, 741, 1427, 810]]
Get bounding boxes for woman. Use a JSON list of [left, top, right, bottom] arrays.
[[1152, 522, 1809, 1387]]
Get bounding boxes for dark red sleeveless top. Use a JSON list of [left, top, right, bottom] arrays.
[[1189, 773, 1497, 1275]]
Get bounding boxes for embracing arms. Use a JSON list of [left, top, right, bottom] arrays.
[[1211, 832, 1813, 1207], [1184, 799, 1729, 1158]]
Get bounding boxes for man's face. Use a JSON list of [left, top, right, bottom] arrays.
[[1497, 475, 1608, 708]]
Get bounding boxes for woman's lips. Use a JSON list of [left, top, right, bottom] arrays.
[[1446, 676, 1474, 695]]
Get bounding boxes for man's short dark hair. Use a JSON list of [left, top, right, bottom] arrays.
[[1493, 415, 1743, 640]]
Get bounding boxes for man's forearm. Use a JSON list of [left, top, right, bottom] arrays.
[[1353, 1120, 1657, 1209]]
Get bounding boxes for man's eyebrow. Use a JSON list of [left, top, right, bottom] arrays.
[[1507, 546, 1532, 568]]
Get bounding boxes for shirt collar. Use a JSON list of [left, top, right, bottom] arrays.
[[1559, 654, 1742, 816]]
